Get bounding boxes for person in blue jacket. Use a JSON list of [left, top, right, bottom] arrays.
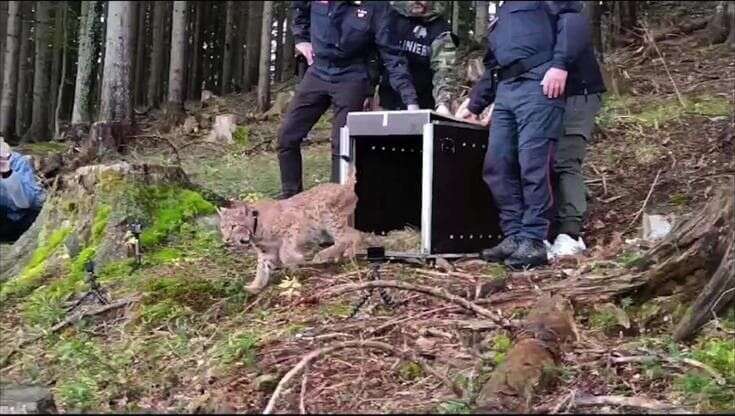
[[278, 1, 419, 199], [0, 139, 46, 242], [457, 1, 588, 268]]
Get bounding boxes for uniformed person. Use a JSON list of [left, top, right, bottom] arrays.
[[278, 1, 419, 199], [372, 1, 459, 114], [457, 1, 588, 268]]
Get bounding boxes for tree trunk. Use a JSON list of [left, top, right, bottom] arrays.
[[93, 1, 106, 119], [147, 0, 167, 108], [164, 0, 187, 125], [728, 1, 735, 50], [95, 0, 134, 156], [133, 1, 148, 107], [1, 1, 21, 139], [452, 0, 460, 37], [187, 1, 201, 100], [71, 1, 99, 127], [49, 2, 64, 130], [0, 1, 8, 102], [582, 0, 603, 61], [273, 3, 284, 84], [280, 4, 294, 83], [257, 1, 273, 112], [702, 1, 734, 46], [232, 2, 245, 89], [474, 1, 489, 44], [54, 2, 68, 138], [244, 1, 262, 92], [221, 0, 234, 94], [609, 1, 639, 47], [15, 1, 33, 138], [24, 1, 53, 142]]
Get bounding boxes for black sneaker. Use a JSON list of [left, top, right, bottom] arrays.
[[504, 239, 548, 269], [480, 236, 522, 263]]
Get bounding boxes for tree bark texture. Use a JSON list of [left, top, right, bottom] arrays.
[[25, 1, 53, 142], [582, 0, 603, 60], [99, 0, 133, 124], [49, 2, 64, 129], [609, 1, 638, 48], [54, 2, 68, 138], [474, 1, 489, 44], [0, 1, 7, 101], [186, 0, 201, 100], [257, 1, 273, 112], [71, 0, 98, 126], [273, 3, 284, 83], [15, 1, 33, 138], [221, 0, 234, 94], [280, 4, 294, 82], [133, 1, 148, 107], [167, 0, 187, 107], [0, 1, 21, 139], [233, 1, 246, 89], [147, 0, 167, 107], [244, 1, 262, 92]]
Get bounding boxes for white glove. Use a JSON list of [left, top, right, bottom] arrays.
[[295, 42, 315, 66], [435, 103, 451, 116], [406, 104, 420, 111]]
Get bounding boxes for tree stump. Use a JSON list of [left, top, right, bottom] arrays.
[[0, 384, 57, 414]]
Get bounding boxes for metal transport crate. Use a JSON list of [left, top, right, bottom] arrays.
[[340, 110, 502, 258]]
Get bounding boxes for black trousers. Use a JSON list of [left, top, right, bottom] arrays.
[[0, 209, 40, 243], [277, 68, 370, 196]]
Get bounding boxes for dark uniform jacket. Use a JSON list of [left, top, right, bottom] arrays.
[[566, 43, 606, 96], [468, 1, 587, 115], [292, 0, 418, 106], [376, 4, 458, 110]]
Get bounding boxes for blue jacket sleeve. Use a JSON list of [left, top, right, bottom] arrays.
[[468, 46, 498, 115], [11, 153, 45, 210], [291, 1, 311, 44], [545, 1, 587, 71], [372, 5, 418, 106]]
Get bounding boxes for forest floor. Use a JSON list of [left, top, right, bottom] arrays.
[[2, 18, 734, 414]]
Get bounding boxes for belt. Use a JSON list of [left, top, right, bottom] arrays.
[[497, 50, 554, 82], [314, 56, 366, 69]]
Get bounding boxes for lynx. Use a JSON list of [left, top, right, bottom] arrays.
[[218, 171, 361, 294]]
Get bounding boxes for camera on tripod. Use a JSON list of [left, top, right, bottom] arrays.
[[366, 246, 387, 264]]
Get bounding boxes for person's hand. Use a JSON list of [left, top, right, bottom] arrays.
[[435, 103, 451, 116], [295, 42, 315, 66], [407, 104, 420, 111], [479, 103, 494, 127], [363, 96, 375, 111], [541, 67, 568, 99]]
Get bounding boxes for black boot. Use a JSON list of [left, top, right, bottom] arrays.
[[504, 239, 548, 269], [480, 235, 522, 263], [276, 191, 299, 200]]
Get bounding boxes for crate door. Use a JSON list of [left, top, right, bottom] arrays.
[[430, 122, 503, 254]]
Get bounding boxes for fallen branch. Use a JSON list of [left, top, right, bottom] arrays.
[[1, 297, 137, 368], [299, 365, 309, 415], [624, 169, 662, 233], [262, 340, 462, 414], [320, 280, 513, 327], [572, 394, 689, 413]]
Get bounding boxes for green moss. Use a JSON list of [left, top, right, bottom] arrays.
[[669, 193, 689, 206], [589, 310, 618, 332], [138, 299, 191, 327], [98, 260, 136, 283], [398, 361, 424, 381], [138, 188, 216, 248], [147, 247, 184, 265], [489, 334, 512, 365], [597, 94, 731, 130], [17, 141, 69, 156], [56, 375, 101, 412], [319, 302, 353, 319], [233, 126, 250, 146], [0, 227, 71, 302], [676, 373, 735, 410]]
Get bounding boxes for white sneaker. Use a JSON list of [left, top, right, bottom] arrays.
[[550, 234, 587, 258]]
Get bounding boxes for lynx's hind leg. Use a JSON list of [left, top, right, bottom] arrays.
[[313, 214, 362, 263]]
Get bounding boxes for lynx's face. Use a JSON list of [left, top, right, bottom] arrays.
[[218, 205, 258, 247]]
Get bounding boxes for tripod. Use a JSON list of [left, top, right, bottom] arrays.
[[66, 261, 109, 313]]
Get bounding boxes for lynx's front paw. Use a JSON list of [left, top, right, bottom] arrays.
[[244, 284, 264, 295], [312, 247, 341, 264]]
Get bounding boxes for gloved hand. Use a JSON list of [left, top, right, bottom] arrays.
[[435, 103, 451, 116], [295, 42, 315, 66], [407, 104, 420, 111]]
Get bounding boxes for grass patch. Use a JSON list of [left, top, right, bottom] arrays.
[[319, 301, 353, 319], [589, 309, 619, 333], [437, 400, 471, 414], [138, 298, 191, 327], [692, 338, 735, 382], [142, 276, 227, 312], [488, 334, 512, 365], [233, 126, 250, 146], [397, 361, 424, 381], [214, 331, 261, 366], [676, 373, 735, 410], [599, 94, 731, 130]]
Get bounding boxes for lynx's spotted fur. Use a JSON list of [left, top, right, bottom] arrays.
[[218, 171, 361, 294]]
